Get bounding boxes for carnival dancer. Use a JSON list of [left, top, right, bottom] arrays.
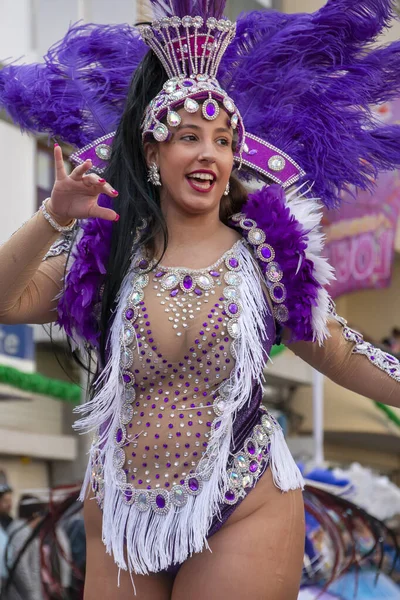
[[0, 1, 400, 598]]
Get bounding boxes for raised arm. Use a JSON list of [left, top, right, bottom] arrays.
[[288, 300, 400, 408], [0, 145, 118, 326]]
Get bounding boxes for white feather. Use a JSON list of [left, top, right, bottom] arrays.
[[286, 186, 336, 344]]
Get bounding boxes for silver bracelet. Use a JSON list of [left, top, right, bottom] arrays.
[[39, 198, 77, 233]]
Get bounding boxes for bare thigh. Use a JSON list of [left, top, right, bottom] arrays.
[[83, 495, 174, 600], [172, 469, 305, 600]]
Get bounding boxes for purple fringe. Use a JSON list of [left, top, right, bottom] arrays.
[[236, 185, 320, 342], [56, 194, 113, 347]]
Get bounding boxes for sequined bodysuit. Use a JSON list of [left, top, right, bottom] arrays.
[[93, 238, 276, 515], [120, 243, 239, 494]]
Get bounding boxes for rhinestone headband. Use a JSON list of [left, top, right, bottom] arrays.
[[139, 16, 245, 148]]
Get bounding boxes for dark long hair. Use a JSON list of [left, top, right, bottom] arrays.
[[97, 49, 247, 367], [97, 49, 168, 366]]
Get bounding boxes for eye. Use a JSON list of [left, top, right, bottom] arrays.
[[217, 138, 230, 146], [181, 134, 197, 142]]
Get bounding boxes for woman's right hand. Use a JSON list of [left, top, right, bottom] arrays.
[[46, 144, 119, 225]]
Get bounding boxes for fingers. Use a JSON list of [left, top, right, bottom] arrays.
[[82, 173, 119, 199], [70, 159, 94, 181], [54, 144, 67, 181], [82, 173, 106, 188], [89, 205, 120, 222]]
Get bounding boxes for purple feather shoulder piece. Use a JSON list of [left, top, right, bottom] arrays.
[[231, 184, 334, 344]]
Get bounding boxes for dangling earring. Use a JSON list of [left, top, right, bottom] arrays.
[[148, 162, 161, 186], [224, 181, 230, 196]]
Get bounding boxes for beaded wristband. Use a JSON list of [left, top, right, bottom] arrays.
[[39, 198, 77, 233]]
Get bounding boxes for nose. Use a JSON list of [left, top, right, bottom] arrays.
[[197, 139, 216, 164]]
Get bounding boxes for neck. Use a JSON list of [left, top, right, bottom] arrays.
[[157, 203, 237, 268]]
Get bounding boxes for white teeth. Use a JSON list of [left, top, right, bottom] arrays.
[[187, 173, 214, 181]]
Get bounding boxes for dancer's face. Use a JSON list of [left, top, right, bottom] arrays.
[[145, 106, 234, 218]]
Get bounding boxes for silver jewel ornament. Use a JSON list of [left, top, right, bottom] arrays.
[[148, 162, 162, 187], [202, 97, 220, 121], [153, 123, 169, 142], [224, 181, 230, 196], [184, 97, 200, 114], [268, 155, 286, 172], [95, 143, 111, 161], [167, 110, 182, 127]]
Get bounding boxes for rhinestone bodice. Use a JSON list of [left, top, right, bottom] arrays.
[[115, 240, 245, 496]]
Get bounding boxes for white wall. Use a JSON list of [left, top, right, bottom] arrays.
[[0, 121, 36, 243], [0, 0, 35, 61]]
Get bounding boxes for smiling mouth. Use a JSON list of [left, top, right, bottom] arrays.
[[186, 173, 216, 192]]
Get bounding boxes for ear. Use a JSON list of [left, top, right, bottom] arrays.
[[143, 141, 159, 168]]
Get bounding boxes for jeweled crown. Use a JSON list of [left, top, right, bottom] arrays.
[[139, 16, 236, 79], [139, 15, 244, 146]]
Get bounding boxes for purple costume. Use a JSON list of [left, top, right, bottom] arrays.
[[2, 0, 400, 580]]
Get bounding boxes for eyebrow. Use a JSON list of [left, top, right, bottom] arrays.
[[176, 123, 233, 135]]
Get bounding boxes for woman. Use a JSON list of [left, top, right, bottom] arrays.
[[0, 1, 400, 598]]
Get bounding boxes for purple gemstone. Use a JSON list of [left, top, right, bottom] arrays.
[[206, 101, 216, 117], [156, 494, 166, 509], [170, 289, 179, 297], [273, 286, 284, 299], [124, 489, 133, 502], [247, 441, 256, 455], [183, 80, 194, 87], [225, 490, 235, 502], [123, 373, 132, 384], [116, 428, 123, 443], [229, 258, 239, 269], [249, 149, 258, 155], [183, 275, 193, 290], [261, 247, 272, 260], [189, 477, 199, 492], [228, 303, 238, 315], [209, 270, 220, 277], [385, 354, 397, 363], [155, 271, 164, 278], [243, 220, 253, 227], [249, 460, 258, 473], [139, 259, 148, 269], [215, 420, 221, 430], [194, 288, 202, 296], [125, 308, 134, 320]]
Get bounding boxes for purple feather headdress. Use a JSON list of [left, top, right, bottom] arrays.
[[2, 0, 400, 345], [2, 0, 399, 204]]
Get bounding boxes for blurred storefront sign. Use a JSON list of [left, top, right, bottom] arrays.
[[323, 101, 400, 299], [0, 324, 35, 372]]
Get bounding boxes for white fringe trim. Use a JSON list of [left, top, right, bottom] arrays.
[[286, 185, 336, 345], [269, 427, 304, 492]]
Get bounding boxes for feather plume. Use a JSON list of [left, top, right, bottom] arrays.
[[0, 24, 147, 147], [220, 0, 400, 208]]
